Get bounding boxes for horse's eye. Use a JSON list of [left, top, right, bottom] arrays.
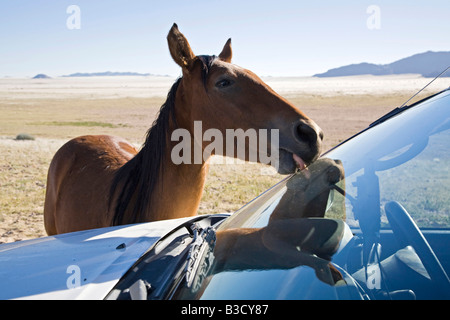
[[215, 79, 234, 88]]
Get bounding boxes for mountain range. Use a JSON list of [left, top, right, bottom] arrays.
[[314, 51, 450, 78], [32, 74, 51, 79]]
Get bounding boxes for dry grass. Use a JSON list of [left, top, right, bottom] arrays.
[[0, 75, 444, 243], [0, 138, 65, 242]]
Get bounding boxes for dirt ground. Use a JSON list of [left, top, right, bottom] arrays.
[[0, 75, 447, 243]]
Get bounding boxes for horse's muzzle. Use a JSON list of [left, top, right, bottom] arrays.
[[292, 119, 323, 163]]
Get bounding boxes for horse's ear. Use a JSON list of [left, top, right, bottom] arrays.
[[219, 38, 232, 63], [167, 23, 196, 70]]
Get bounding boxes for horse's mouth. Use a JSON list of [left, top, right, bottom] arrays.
[[277, 149, 309, 174], [293, 153, 307, 170]]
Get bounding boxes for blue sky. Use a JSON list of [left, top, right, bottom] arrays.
[[1, 0, 449, 77]]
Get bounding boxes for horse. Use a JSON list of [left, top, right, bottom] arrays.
[[44, 23, 324, 235]]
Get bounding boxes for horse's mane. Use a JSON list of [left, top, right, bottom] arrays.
[[110, 55, 216, 226], [110, 77, 181, 226], [197, 55, 216, 85]]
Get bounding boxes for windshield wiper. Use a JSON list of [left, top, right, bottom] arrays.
[[184, 223, 216, 289]]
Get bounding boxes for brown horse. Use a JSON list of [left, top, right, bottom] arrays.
[[44, 24, 323, 235]]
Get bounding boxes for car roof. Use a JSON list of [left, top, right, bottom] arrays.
[[0, 217, 195, 300], [323, 87, 450, 156]]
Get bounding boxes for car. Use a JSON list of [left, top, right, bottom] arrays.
[[1, 87, 449, 300]]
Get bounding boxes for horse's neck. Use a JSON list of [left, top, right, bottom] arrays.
[[145, 151, 210, 221], [142, 81, 210, 221]]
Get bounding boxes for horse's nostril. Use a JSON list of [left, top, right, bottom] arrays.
[[296, 124, 308, 142], [296, 121, 318, 144]]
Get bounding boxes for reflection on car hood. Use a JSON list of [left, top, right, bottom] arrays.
[[0, 217, 195, 300]]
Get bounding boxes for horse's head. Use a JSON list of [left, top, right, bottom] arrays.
[[167, 24, 323, 174]]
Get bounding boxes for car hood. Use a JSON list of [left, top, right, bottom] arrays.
[[0, 217, 195, 300]]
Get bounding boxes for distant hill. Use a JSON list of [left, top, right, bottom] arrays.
[[314, 51, 450, 78], [32, 74, 51, 79], [62, 71, 153, 77]]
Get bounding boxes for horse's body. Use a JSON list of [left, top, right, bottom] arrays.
[[44, 24, 324, 235]]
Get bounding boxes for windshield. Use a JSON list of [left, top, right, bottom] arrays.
[[174, 89, 450, 300]]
